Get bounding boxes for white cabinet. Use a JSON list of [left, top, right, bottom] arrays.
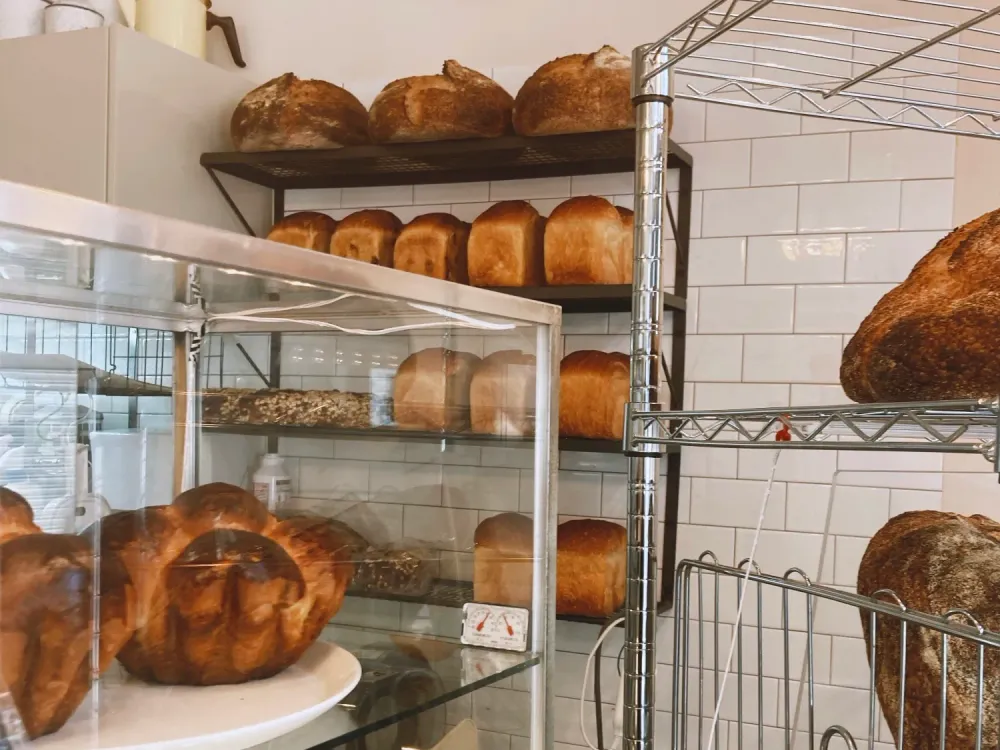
[[0, 25, 269, 235]]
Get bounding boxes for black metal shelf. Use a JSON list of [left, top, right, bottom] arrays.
[[481, 283, 686, 314], [202, 130, 692, 191], [201, 422, 667, 455]]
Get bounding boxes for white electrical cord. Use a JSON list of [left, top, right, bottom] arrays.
[[581, 616, 626, 750], [703, 449, 782, 750]]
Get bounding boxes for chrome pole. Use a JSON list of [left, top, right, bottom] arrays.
[[625, 44, 672, 750]]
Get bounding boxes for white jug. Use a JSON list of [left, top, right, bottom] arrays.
[[135, 0, 243, 66]]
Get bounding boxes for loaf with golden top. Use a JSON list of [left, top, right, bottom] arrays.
[[470, 350, 537, 437], [0, 487, 135, 738], [468, 201, 545, 287], [842, 207, 1000, 402], [544, 196, 633, 285], [393, 213, 471, 282], [858, 511, 1000, 750], [473, 512, 534, 607], [559, 350, 630, 439], [329, 209, 401, 266], [231, 73, 369, 152], [99, 483, 353, 686], [393, 348, 481, 431], [369, 60, 513, 143], [557, 519, 626, 617], [267, 211, 337, 252]]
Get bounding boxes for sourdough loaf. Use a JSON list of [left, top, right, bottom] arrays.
[[858, 511, 1000, 750], [470, 350, 537, 437], [468, 201, 546, 287], [560, 351, 630, 440], [101, 483, 354, 686], [267, 212, 337, 252], [557, 520, 626, 617], [544, 196, 633, 285], [841, 207, 1000, 401], [231, 73, 369, 152], [393, 348, 481, 431], [473, 512, 534, 607], [369, 60, 513, 143], [393, 213, 471, 282], [329, 209, 401, 266]]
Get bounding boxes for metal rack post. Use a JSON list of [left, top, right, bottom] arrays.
[[625, 44, 673, 750]]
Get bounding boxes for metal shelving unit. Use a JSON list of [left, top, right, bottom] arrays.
[[624, 2, 1000, 748]]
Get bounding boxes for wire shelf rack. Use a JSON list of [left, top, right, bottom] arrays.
[[651, 0, 1000, 138], [628, 398, 1000, 463]]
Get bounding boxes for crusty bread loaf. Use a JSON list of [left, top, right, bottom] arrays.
[[393, 348, 481, 431], [473, 512, 534, 607], [858, 511, 1000, 750], [231, 73, 369, 152], [100, 483, 353, 686], [329, 209, 401, 266], [369, 60, 513, 143], [468, 201, 546, 287], [842, 208, 1000, 402], [267, 212, 337, 252], [557, 520, 626, 617], [393, 213, 471, 283], [0, 487, 135, 738], [560, 350, 630, 439], [513, 46, 634, 137], [544, 196, 633, 285], [470, 350, 537, 437]]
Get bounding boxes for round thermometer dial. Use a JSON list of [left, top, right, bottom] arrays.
[[461, 603, 530, 652]]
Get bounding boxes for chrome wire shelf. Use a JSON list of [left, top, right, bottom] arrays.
[[650, 0, 1000, 139], [627, 398, 1000, 462]]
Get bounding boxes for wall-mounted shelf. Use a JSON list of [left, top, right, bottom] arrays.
[[482, 284, 686, 314]]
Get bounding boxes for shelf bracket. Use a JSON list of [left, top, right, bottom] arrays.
[[204, 166, 257, 237]]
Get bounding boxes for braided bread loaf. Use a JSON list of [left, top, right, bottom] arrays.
[[100, 483, 354, 686], [0, 487, 135, 738]]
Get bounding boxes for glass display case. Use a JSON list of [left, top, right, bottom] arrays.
[[0, 178, 557, 750]]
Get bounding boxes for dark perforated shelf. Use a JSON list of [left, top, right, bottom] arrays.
[[202, 131, 693, 189]]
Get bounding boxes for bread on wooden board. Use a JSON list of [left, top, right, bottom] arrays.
[[557, 519, 626, 617], [369, 60, 513, 143], [544, 196, 633, 285], [559, 350, 630, 439], [841, 207, 1000, 401], [393, 348, 481, 430], [329, 209, 402, 266], [470, 350, 537, 437], [393, 213, 471, 282], [231, 73, 369, 152], [468, 201, 546, 287], [267, 211, 337, 252], [473, 512, 534, 607], [858, 511, 1000, 750]]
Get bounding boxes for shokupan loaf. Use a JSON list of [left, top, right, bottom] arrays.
[[841, 207, 1000, 401], [468, 201, 546, 287], [393, 348, 481, 431], [369, 60, 513, 143], [473, 512, 534, 607], [470, 350, 537, 437], [393, 213, 471, 283], [267, 212, 337, 252], [559, 350, 630, 440], [329, 209, 401, 266], [544, 196, 634, 285], [858, 511, 1000, 750], [0, 487, 134, 739], [557, 519, 626, 617], [231, 73, 369, 152], [99, 483, 354, 686]]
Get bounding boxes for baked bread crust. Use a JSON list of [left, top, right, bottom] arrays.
[[513, 46, 634, 136], [393, 348, 481, 431], [329, 209, 402, 266], [545, 196, 633, 285], [470, 350, 537, 437], [267, 211, 337, 252], [100, 483, 353, 686], [468, 201, 546, 287], [556, 520, 626, 617], [393, 213, 471, 283], [841, 209, 1000, 402], [231, 73, 369, 152], [858, 511, 1000, 750], [0, 487, 135, 739], [559, 350, 630, 439], [369, 60, 514, 143]]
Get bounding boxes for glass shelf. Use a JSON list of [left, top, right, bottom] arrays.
[[251, 626, 539, 750]]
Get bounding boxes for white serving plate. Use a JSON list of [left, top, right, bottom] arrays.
[[34, 641, 362, 750]]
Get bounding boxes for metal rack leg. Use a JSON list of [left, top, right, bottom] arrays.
[[626, 44, 672, 750]]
